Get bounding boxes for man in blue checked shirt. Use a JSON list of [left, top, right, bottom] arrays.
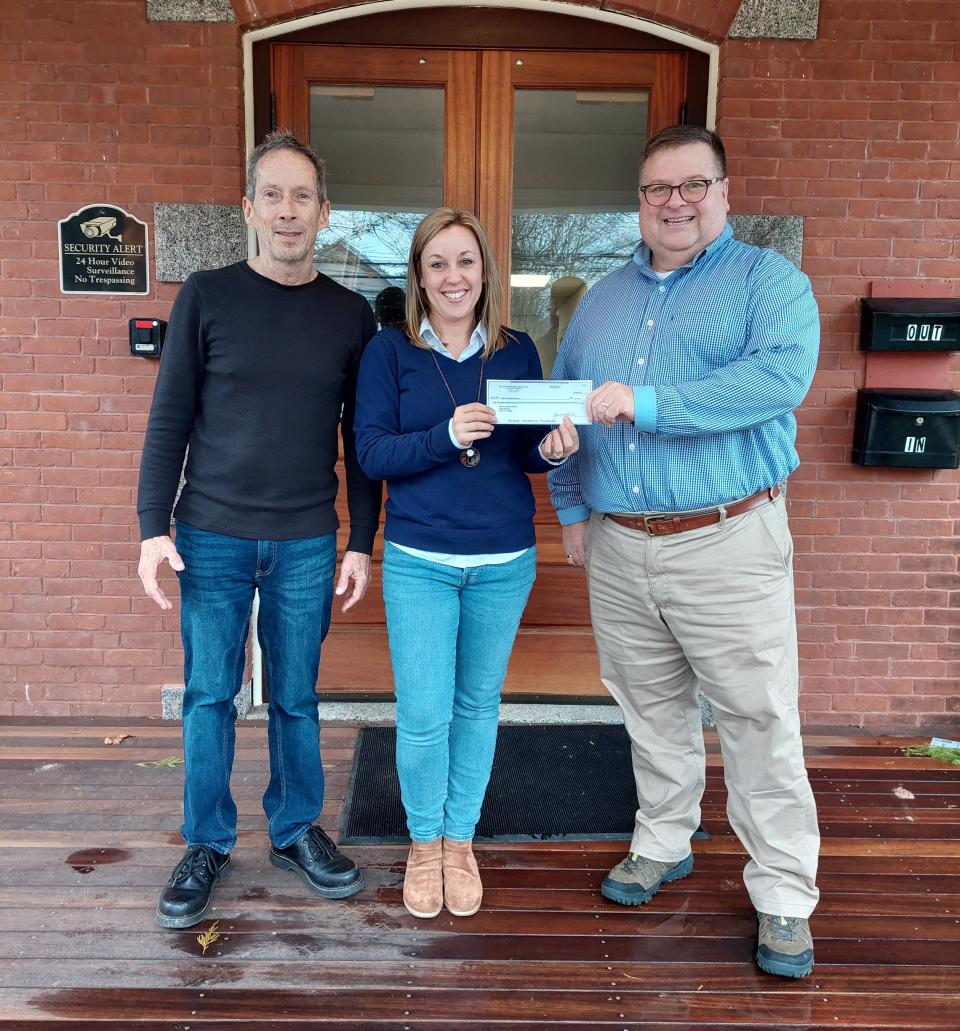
[[549, 125, 820, 979]]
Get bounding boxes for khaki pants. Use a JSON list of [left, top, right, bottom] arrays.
[[586, 494, 820, 918]]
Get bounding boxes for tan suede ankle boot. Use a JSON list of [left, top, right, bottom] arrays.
[[442, 837, 482, 917], [403, 839, 443, 918]]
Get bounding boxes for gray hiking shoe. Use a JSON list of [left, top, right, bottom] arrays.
[[600, 852, 693, 906], [756, 912, 814, 978]]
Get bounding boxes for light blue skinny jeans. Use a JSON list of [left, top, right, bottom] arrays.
[[382, 542, 537, 842]]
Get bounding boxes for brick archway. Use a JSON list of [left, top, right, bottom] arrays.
[[239, 0, 723, 155], [233, 0, 740, 42]]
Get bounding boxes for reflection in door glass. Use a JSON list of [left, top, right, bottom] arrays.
[[511, 90, 649, 373], [309, 86, 444, 317]]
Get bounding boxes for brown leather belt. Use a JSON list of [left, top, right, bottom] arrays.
[[604, 484, 781, 537]]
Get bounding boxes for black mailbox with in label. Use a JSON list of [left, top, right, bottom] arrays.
[[852, 388, 960, 469], [860, 298, 960, 351]]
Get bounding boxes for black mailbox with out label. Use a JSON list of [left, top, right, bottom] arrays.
[[852, 388, 960, 469], [128, 318, 166, 358], [860, 298, 960, 351]]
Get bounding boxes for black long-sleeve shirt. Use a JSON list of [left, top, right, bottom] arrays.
[[136, 261, 381, 552]]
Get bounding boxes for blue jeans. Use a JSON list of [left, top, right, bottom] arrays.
[[382, 543, 536, 842], [174, 521, 336, 853]]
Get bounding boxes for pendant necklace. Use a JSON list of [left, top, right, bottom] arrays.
[[430, 347, 486, 468]]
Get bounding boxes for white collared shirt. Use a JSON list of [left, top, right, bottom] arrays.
[[419, 317, 487, 364]]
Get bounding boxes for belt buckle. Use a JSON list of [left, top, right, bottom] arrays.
[[642, 514, 676, 536]]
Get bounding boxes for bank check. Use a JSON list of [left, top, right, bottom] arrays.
[[486, 379, 593, 425]]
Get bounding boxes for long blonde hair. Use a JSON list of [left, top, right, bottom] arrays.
[[404, 207, 510, 356]]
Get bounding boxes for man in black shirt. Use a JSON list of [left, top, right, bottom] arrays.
[[137, 131, 381, 928]]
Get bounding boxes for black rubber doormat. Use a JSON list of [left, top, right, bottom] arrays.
[[340, 723, 643, 844]]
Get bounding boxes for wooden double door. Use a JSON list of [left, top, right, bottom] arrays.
[[270, 41, 688, 698]]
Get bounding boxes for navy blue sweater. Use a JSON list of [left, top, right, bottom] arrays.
[[354, 327, 553, 554], [137, 262, 381, 548]]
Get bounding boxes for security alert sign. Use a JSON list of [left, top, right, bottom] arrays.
[[58, 204, 149, 295]]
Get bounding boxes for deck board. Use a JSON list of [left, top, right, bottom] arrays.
[[0, 718, 958, 1028]]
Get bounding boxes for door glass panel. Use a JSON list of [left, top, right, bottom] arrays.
[[309, 86, 444, 316], [510, 89, 649, 373]]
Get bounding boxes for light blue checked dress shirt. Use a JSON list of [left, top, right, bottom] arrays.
[[548, 223, 820, 523]]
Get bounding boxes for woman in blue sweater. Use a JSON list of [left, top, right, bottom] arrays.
[[355, 208, 578, 919]]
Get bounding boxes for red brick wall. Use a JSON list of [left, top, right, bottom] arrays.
[[1, 0, 958, 726], [0, 0, 243, 716], [719, 0, 960, 727]]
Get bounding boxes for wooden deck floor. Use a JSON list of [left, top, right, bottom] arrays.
[[1, 719, 959, 1029]]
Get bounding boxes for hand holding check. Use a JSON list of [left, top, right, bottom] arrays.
[[539, 417, 579, 462], [587, 381, 635, 426]]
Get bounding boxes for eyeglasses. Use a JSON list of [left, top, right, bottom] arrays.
[[639, 177, 725, 206]]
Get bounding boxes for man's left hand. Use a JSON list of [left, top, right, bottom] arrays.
[[588, 382, 635, 427], [335, 550, 371, 612]]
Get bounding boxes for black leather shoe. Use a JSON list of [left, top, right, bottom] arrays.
[[270, 825, 363, 899], [155, 844, 230, 928]]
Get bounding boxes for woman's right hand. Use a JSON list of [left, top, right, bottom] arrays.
[[452, 403, 496, 446]]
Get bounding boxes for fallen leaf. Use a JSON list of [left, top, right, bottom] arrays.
[[196, 920, 221, 955], [893, 785, 915, 800], [136, 756, 184, 768], [104, 734, 132, 746]]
